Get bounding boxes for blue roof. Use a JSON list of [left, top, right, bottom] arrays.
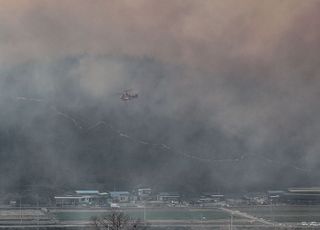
[[75, 190, 100, 194]]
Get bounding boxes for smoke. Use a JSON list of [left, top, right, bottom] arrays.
[[1, 0, 320, 194]]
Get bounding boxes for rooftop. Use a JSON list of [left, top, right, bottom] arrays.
[[75, 190, 100, 194], [110, 191, 130, 196], [158, 192, 180, 196], [288, 187, 320, 193]]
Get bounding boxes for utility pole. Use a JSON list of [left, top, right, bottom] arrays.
[[19, 196, 22, 225], [37, 194, 39, 229], [270, 196, 277, 229], [229, 212, 233, 230], [143, 201, 146, 222]]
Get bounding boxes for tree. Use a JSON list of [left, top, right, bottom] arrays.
[[93, 211, 149, 230]]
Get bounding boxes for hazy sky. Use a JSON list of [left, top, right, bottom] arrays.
[[1, 0, 320, 193]]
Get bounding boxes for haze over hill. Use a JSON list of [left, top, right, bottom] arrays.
[[1, 0, 320, 195]]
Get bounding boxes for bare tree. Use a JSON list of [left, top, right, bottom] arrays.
[[93, 211, 149, 230]]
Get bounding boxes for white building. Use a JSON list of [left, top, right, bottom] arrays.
[[54, 190, 109, 207]]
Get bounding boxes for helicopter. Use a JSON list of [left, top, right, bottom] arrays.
[[120, 89, 138, 101]]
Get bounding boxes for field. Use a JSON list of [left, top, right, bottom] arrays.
[[51, 205, 320, 228], [53, 208, 237, 221], [0, 209, 50, 221], [233, 205, 320, 224], [51, 207, 279, 230], [2, 206, 320, 228]]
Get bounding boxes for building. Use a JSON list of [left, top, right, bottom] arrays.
[[267, 188, 320, 204], [75, 190, 100, 195], [109, 191, 130, 203], [54, 195, 83, 206], [282, 187, 320, 204], [54, 190, 109, 207], [137, 188, 152, 201], [267, 190, 285, 203], [243, 192, 268, 205], [157, 192, 180, 202], [198, 193, 225, 203]]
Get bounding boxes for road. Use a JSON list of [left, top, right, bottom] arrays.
[[220, 207, 276, 226]]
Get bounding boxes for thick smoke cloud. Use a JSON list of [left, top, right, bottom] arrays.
[[0, 0, 320, 195]]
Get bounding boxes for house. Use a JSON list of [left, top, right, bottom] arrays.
[[281, 187, 320, 204], [137, 188, 152, 201], [198, 193, 224, 203], [54, 190, 109, 207], [109, 191, 130, 203], [157, 192, 180, 202], [54, 195, 83, 206]]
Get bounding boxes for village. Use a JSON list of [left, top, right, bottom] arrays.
[[53, 188, 223, 208], [51, 187, 320, 208], [2, 187, 320, 228]]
